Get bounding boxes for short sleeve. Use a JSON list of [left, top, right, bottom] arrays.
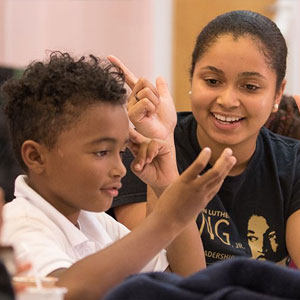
[[97, 213, 169, 273], [2, 208, 74, 277]]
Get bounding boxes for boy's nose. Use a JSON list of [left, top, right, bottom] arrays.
[[111, 157, 127, 178], [216, 87, 240, 108]]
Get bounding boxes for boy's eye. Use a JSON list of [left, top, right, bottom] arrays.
[[120, 150, 126, 158], [244, 84, 259, 91], [95, 150, 108, 157]]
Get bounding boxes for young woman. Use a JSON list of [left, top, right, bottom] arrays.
[[108, 10, 300, 267]]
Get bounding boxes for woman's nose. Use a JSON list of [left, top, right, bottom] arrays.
[[216, 87, 240, 108]]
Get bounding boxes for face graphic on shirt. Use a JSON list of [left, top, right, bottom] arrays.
[[247, 215, 278, 260]]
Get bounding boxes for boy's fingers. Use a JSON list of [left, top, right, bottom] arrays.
[[201, 148, 236, 188], [199, 149, 236, 196], [181, 148, 212, 182], [107, 55, 137, 89], [182, 148, 236, 186], [210, 148, 236, 178]]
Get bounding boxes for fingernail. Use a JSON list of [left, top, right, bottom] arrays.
[[203, 147, 211, 153], [134, 163, 141, 171], [225, 148, 233, 155]]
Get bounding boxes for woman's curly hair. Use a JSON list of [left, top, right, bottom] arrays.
[[2, 51, 127, 171], [265, 95, 300, 139]]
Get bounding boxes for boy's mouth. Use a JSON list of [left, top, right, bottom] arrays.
[[101, 187, 121, 198], [101, 183, 122, 198]]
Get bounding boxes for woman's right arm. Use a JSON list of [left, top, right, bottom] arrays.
[[108, 56, 177, 229]]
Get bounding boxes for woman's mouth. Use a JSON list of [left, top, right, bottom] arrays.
[[212, 113, 244, 124]]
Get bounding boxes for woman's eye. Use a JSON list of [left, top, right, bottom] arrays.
[[205, 78, 219, 85]]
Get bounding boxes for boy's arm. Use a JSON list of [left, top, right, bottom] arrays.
[[53, 147, 235, 300], [147, 186, 205, 275]]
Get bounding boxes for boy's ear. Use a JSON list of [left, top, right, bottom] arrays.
[[21, 140, 47, 174]]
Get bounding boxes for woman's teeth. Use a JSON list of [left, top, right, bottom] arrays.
[[213, 113, 242, 123]]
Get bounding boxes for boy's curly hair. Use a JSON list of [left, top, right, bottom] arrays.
[[2, 52, 127, 171]]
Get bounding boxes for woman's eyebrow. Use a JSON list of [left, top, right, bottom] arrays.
[[200, 65, 224, 75], [238, 71, 266, 79]]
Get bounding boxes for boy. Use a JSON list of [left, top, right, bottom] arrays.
[[1, 52, 235, 300]]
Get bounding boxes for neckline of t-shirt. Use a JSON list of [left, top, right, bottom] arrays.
[[188, 116, 262, 182]]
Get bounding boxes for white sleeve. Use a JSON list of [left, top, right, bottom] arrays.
[[2, 208, 74, 277], [97, 213, 169, 272]]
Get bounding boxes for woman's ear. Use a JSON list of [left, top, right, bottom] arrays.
[[21, 140, 47, 174], [273, 79, 287, 112]]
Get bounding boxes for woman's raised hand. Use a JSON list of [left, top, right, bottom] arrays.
[[128, 127, 178, 196], [107, 55, 177, 140]]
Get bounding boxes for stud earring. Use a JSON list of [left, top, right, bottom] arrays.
[[273, 103, 279, 110], [189, 90, 192, 95]]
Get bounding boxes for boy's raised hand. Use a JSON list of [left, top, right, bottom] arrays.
[[156, 148, 236, 226], [107, 55, 177, 140], [128, 127, 178, 195]]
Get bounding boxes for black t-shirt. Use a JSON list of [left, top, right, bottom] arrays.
[[110, 112, 300, 265]]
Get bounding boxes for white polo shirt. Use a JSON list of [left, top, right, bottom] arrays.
[[2, 175, 168, 277]]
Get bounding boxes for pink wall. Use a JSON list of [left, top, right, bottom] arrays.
[[0, 0, 166, 81]]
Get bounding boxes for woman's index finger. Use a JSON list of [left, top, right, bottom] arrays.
[[107, 55, 137, 89]]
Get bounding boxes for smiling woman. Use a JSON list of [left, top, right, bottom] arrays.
[[189, 34, 284, 175], [109, 10, 300, 268]]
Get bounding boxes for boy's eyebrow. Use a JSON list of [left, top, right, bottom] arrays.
[[88, 137, 129, 145]]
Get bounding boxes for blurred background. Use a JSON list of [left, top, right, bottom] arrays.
[[0, 0, 299, 110], [0, 0, 299, 201]]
